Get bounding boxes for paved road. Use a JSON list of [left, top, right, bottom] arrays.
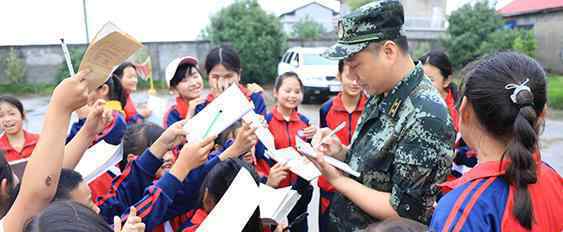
[[18, 89, 563, 174]]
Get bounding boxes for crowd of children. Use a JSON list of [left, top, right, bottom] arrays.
[[0, 20, 562, 232]]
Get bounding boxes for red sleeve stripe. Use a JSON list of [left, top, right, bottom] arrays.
[[442, 179, 481, 232], [452, 177, 497, 232]]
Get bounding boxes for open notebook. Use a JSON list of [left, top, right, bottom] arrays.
[[8, 158, 28, 180], [295, 136, 361, 178], [74, 141, 123, 183], [266, 147, 321, 181], [185, 85, 254, 143], [259, 184, 301, 226], [79, 21, 143, 91]]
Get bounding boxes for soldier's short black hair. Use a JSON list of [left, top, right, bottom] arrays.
[[369, 35, 409, 54]]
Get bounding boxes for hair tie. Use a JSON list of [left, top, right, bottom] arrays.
[[505, 79, 531, 105]]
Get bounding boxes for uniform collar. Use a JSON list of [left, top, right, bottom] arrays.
[[191, 209, 208, 226], [365, 63, 424, 121], [439, 152, 541, 192], [332, 93, 367, 112], [271, 105, 300, 122], [0, 130, 38, 152]]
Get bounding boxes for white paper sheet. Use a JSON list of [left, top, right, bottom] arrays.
[[185, 85, 253, 143]]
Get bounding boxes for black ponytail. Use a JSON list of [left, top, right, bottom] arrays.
[[463, 52, 546, 229], [100, 74, 127, 108]]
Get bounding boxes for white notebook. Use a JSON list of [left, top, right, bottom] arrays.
[[242, 112, 275, 151], [185, 85, 254, 143], [259, 184, 301, 225], [197, 168, 261, 232], [295, 136, 360, 178], [74, 141, 123, 183], [266, 147, 321, 181]]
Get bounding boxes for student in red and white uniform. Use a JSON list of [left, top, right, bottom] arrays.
[[431, 52, 562, 232], [0, 96, 38, 162]]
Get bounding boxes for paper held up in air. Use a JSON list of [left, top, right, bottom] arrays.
[[78, 21, 143, 91]]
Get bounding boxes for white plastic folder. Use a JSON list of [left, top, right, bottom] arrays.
[[267, 148, 321, 181], [295, 136, 361, 178], [145, 95, 168, 125], [74, 141, 123, 183], [79, 21, 143, 91], [242, 112, 275, 151], [197, 168, 261, 232], [185, 85, 254, 143]]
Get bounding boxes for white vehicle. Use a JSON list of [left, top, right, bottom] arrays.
[[278, 47, 340, 103]]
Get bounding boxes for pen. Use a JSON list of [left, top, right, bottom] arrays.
[[203, 109, 223, 138], [60, 38, 75, 76]]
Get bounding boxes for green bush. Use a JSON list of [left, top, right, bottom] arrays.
[[548, 75, 563, 109], [292, 16, 326, 40], [55, 47, 85, 84], [478, 29, 537, 58], [0, 83, 55, 96], [3, 48, 26, 84], [444, 1, 504, 69], [512, 30, 537, 58], [205, 0, 286, 84]]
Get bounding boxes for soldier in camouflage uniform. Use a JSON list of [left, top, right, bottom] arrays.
[[309, 0, 455, 231]]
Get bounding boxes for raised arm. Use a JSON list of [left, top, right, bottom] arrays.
[[3, 70, 90, 231]]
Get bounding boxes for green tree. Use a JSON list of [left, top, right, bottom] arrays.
[[444, 1, 504, 69], [3, 48, 26, 84], [347, 0, 372, 10], [55, 47, 85, 83], [478, 29, 537, 58], [205, 0, 286, 84], [292, 16, 326, 40], [512, 30, 537, 58]]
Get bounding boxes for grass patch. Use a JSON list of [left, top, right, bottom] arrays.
[[0, 83, 56, 96], [548, 74, 563, 110]]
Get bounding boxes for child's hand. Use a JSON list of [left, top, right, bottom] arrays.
[[150, 120, 187, 157], [266, 162, 289, 188], [75, 105, 90, 119], [83, 100, 113, 137], [302, 125, 317, 139], [229, 122, 258, 157], [113, 207, 145, 232], [177, 135, 216, 171], [187, 96, 206, 119], [51, 70, 91, 113]]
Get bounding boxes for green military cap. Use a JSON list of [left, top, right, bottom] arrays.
[[323, 0, 405, 60]]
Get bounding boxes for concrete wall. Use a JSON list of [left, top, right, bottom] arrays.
[[0, 37, 443, 84], [280, 3, 337, 34], [507, 11, 563, 73]]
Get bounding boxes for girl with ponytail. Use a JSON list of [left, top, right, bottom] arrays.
[[430, 52, 562, 232]]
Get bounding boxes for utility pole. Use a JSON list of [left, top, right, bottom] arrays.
[[83, 0, 90, 43]]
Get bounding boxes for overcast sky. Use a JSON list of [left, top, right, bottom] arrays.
[[0, 0, 513, 46]]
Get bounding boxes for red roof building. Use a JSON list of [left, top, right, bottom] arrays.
[[498, 0, 563, 74]]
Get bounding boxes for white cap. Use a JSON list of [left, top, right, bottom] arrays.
[[165, 56, 199, 88]]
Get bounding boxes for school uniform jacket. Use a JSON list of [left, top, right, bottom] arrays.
[[121, 151, 222, 231], [97, 148, 164, 224], [65, 105, 127, 200], [431, 154, 563, 232], [0, 130, 38, 162]]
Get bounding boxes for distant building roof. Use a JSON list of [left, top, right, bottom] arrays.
[[279, 1, 339, 17], [498, 0, 563, 17]]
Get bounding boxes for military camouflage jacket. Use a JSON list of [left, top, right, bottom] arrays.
[[329, 63, 455, 231]]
